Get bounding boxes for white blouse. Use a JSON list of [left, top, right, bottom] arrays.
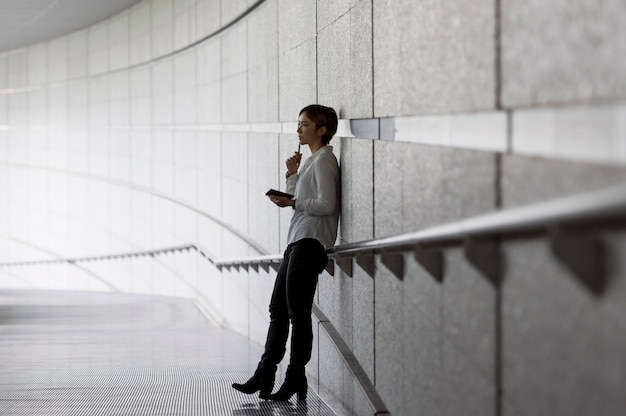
[[285, 145, 340, 249]]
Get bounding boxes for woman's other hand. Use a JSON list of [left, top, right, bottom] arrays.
[[268, 195, 295, 208]]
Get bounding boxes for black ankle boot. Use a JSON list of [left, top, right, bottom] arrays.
[[268, 366, 307, 401], [232, 364, 276, 400]]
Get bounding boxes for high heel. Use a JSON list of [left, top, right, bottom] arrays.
[[268, 366, 308, 401], [232, 364, 276, 399]]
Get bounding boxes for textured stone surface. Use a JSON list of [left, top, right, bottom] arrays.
[[442, 248, 496, 378], [341, 138, 374, 242], [195, 39, 221, 124], [247, 132, 280, 253], [441, 337, 496, 416], [502, 237, 626, 416], [173, 0, 194, 50], [317, 0, 373, 119], [348, 0, 374, 118], [6, 50, 27, 88], [247, 0, 279, 122], [220, 0, 253, 26], [174, 50, 197, 125], [150, 0, 174, 58], [377, 140, 497, 238], [278, 38, 317, 121], [352, 267, 374, 381], [317, 268, 353, 358], [374, 266, 404, 416], [27, 44, 48, 85], [151, 60, 174, 125], [502, 154, 626, 208], [402, 143, 497, 230], [403, 301, 442, 416], [318, 328, 354, 415], [373, 140, 404, 238], [194, 0, 221, 40], [373, 0, 496, 117], [403, 251, 441, 338], [221, 23, 248, 123], [278, 0, 316, 55], [501, 0, 626, 107], [130, 1, 152, 65], [317, 0, 351, 31], [87, 22, 108, 75], [220, 132, 249, 235], [48, 38, 68, 82], [108, 11, 130, 71], [500, 154, 626, 416]]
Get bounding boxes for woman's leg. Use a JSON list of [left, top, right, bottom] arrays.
[[258, 247, 291, 367], [269, 238, 327, 401], [232, 247, 291, 397], [285, 239, 326, 367]]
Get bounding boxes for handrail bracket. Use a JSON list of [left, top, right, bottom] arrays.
[[356, 251, 377, 278], [380, 251, 405, 280], [334, 255, 354, 277], [550, 229, 608, 296], [414, 245, 444, 282], [464, 238, 502, 286]]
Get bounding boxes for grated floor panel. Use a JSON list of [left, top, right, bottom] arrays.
[[0, 290, 337, 416]]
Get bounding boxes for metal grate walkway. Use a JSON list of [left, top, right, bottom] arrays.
[[0, 290, 337, 416]]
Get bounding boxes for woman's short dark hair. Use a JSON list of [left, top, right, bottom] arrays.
[[299, 105, 338, 144]]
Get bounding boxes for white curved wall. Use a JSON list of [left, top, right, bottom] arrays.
[[1, 0, 626, 415]]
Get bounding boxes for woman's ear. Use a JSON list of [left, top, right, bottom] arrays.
[[316, 125, 327, 138]]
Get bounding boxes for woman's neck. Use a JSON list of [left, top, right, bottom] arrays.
[[309, 142, 325, 154]]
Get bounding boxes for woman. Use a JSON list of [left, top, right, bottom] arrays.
[[232, 104, 340, 401]]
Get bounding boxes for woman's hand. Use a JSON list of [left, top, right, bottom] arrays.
[[286, 152, 302, 176], [268, 195, 295, 208]]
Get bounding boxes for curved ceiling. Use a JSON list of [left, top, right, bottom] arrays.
[[0, 0, 144, 52]]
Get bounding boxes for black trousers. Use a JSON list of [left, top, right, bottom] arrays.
[[258, 238, 328, 370]]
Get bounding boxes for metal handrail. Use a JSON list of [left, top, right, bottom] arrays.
[[0, 243, 222, 268], [327, 182, 626, 256], [213, 183, 626, 271]]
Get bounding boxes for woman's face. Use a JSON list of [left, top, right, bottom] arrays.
[[297, 113, 324, 147]]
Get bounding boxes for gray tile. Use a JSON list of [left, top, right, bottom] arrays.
[[441, 337, 496, 416], [317, 265, 353, 350], [278, 38, 317, 121], [374, 266, 404, 415], [442, 248, 496, 378], [247, 0, 279, 122], [318, 329, 354, 415], [373, 0, 496, 116], [501, 0, 626, 107], [317, 0, 351, 31], [502, 154, 626, 208], [403, 306, 442, 416], [352, 268, 375, 381], [374, 140, 404, 238], [502, 236, 626, 416], [317, 1, 373, 119], [278, 0, 317, 55]]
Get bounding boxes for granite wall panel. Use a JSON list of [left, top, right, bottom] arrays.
[[501, 0, 626, 107], [373, 0, 496, 117]]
